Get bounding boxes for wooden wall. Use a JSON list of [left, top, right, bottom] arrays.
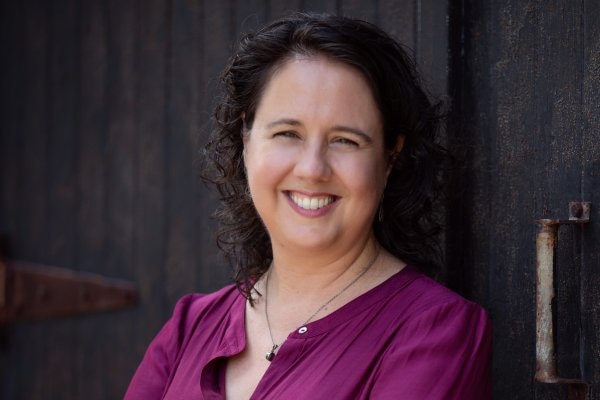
[[0, 1, 448, 398], [449, 1, 600, 398]]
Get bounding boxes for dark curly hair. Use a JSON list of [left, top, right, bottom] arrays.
[[203, 12, 449, 300]]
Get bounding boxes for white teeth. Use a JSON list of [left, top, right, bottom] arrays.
[[301, 197, 310, 209], [290, 193, 334, 210]]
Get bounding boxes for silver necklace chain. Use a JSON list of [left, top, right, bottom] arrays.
[[263, 246, 380, 362]]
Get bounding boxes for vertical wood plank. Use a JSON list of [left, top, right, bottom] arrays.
[[0, 0, 23, 242], [199, 0, 236, 292], [165, 0, 203, 306], [20, 0, 49, 265], [416, 0, 448, 96], [267, 0, 302, 20], [76, 0, 109, 398], [233, 0, 267, 35], [536, 1, 585, 388], [17, 1, 51, 398], [456, 0, 537, 398], [339, 0, 378, 23], [0, 3, 23, 399], [582, 0, 600, 397], [482, 3, 538, 397], [46, 0, 80, 397], [133, 0, 169, 368], [453, 0, 598, 399], [302, 0, 338, 14], [378, 0, 415, 51], [105, 0, 137, 283], [104, 0, 139, 399]]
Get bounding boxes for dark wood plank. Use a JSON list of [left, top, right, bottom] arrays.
[[0, 3, 23, 398], [105, 0, 137, 283], [378, 0, 415, 52], [75, 0, 109, 398], [416, 0, 448, 96], [582, 0, 600, 396], [19, 0, 50, 265], [339, 0, 378, 23], [456, 0, 595, 399], [199, 0, 237, 293], [165, 0, 204, 305], [15, 1, 52, 398], [103, 0, 147, 397], [457, 1, 538, 399], [302, 0, 338, 14], [529, 2, 584, 391], [267, 0, 302, 20], [0, 0, 23, 242], [44, 0, 80, 397], [233, 0, 267, 35]]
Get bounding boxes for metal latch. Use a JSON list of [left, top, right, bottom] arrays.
[[536, 201, 591, 399]]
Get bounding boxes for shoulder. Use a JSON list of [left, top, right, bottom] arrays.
[[391, 266, 489, 326], [124, 284, 243, 399], [371, 267, 492, 399], [169, 283, 241, 332]]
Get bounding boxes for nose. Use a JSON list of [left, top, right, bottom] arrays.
[[293, 141, 331, 182]]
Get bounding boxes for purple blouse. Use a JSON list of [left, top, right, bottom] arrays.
[[125, 267, 492, 399]]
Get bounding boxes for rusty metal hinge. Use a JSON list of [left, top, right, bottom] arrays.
[[0, 257, 137, 324], [536, 201, 591, 399]]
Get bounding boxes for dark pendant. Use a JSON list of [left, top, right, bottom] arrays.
[[265, 344, 278, 362]]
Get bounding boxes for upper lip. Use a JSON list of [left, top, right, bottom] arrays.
[[284, 189, 339, 199]]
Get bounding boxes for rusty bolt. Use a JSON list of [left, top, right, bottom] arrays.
[[570, 202, 583, 219]]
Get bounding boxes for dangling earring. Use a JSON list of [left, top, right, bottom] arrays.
[[378, 193, 384, 222]]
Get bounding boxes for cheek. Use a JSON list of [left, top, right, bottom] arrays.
[[333, 154, 388, 195], [245, 144, 295, 191]]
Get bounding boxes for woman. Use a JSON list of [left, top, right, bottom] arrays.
[[126, 13, 491, 399]]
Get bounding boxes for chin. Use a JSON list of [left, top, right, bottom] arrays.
[[279, 231, 341, 253]]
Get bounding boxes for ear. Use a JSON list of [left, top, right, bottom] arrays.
[[392, 135, 405, 154], [385, 135, 405, 176]]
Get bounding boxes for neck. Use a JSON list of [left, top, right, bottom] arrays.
[[265, 236, 380, 304]]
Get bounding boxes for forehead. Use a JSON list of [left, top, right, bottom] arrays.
[[254, 55, 382, 130]]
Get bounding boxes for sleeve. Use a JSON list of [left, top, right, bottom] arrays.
[[124, 294, 201, 400], [370, 300, 492, 400]]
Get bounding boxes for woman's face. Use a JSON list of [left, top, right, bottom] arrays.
[[243, 56, 391, 256]]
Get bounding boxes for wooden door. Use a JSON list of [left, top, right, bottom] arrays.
[[448, 1, 600, 398], [0, 1, 447, 398]]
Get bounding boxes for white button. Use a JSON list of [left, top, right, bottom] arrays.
[[298, 326, 308, 334]]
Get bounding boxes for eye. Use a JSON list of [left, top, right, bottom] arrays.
[[332, 137, 359, 147], [273, 130, 300, 139]]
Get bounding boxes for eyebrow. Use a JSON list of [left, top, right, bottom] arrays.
[[265, 118, 373, 143], [265, 118, 301, 129]]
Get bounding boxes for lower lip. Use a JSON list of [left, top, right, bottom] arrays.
[[285, 193, 338, 217]]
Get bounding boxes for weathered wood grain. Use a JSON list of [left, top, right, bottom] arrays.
[[452, 0, 600, 399], [165, 0, 203, 306], [44, 0, 80, 397], [132, 0, 170, 387], [77, 59, 110, 383], [582, 0, 600, 397], [0, 3, 23, 399], [93, 1, 140, 397], [17, 1, 51, 398]]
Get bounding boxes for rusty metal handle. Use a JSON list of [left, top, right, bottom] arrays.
[[535, 202, 590, 398]]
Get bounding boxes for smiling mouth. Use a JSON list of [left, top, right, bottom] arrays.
[[288, 192, 337, 210]]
